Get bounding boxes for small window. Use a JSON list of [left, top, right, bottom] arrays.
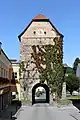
[[24, 87, 26, 91], [14, 72, 17, 78], [33, 31, 36, 35], [12, 72, 17, 79], [44, 31, 46, 34], [15, 72, 17, 75]]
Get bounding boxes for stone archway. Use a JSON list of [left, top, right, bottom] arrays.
[[32, 83, 49, 105]]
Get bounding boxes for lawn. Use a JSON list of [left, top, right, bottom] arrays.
[[67, 95, 80, 100]]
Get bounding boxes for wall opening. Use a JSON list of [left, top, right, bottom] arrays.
[[32, 83, 49, 105]]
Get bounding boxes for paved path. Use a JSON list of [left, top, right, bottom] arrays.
[[13, 103, 80, 120]]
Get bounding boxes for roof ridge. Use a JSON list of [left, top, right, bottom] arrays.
[[33, 14, 48, 20]]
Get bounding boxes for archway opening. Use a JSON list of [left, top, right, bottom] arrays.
[[35, 86, 46, 102], [32, 83, 49, 105]]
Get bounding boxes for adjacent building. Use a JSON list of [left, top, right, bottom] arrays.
[[11, 59, 20, 100], [0, 48, 12, 111], [0, 43, 20, 112]]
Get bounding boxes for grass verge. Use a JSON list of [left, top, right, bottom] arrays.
[[67, 95, 80, 100], [57, 99, 72, 107]]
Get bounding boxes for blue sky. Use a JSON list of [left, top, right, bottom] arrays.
[[0, 0, 80, 67]]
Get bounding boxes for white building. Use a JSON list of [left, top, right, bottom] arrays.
[[0, 47, 12, 111]]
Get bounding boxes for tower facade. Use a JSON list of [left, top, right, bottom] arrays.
[[18, 14, 63, 100]]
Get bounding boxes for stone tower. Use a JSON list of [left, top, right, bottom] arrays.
[[18, 14, 63, 100]]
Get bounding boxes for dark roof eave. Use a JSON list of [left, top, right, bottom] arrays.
[[12, 62, 20, 64], [48, 20, 64, 38], [1, 49, 12, 64], [10, 59, 17, 61], [18, 20, 33, 42]]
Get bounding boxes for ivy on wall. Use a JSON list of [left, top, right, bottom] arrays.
[[31, 37, 64, 98], [19, 60, 35, 100], [19, 37, 63, 99]]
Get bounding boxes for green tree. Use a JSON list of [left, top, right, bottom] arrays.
[[73, 58, 80, 74], [66, 74, 79, 95], [66, 67, 74, 75]]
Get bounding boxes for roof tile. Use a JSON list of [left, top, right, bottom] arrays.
[[33, 14, 48, 20]]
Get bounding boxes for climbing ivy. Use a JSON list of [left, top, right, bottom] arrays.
[[31, 37, 64, 98], [19, 61, 26, 77]]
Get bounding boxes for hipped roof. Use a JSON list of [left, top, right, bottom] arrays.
[[18, 14, 63, 42]]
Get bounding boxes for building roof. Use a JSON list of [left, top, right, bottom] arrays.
[[10, 59, 20, 64], [1, 49, 12, 64], [33, 14, 48, 20], [18, 14, 64, 41], [10, 59, 17, 62]]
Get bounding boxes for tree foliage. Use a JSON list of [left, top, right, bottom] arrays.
[[65, 64, 80, 95], [73, 57, 80, 74], [66, 74, 79, 94], [66, 67, 74, 75]]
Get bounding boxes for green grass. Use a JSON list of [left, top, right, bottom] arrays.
[[57, 95, 80, 107], [67, 95, 80, 100], [58, 99, 72, 105], [57, 99, 72, 107]]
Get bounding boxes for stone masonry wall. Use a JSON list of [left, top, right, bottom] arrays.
[[20, 21, 63, 100]]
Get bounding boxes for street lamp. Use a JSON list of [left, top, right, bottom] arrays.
[[0, 42, 2, 54]]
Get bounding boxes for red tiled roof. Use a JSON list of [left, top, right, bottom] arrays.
[[33, 14, 48, 20]]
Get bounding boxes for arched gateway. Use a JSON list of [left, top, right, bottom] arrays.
[[32, 83, 49, 105]]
